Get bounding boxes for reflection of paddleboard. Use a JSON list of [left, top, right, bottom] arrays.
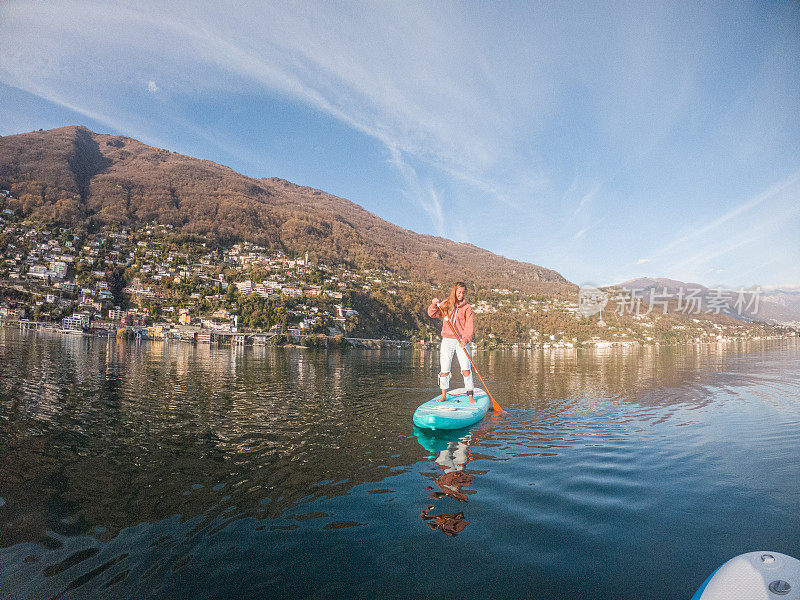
[[413, 427, 461, 455], [691, 551, 800, 599], [413, 426, 471, 455], [413, 387, 490, 430]]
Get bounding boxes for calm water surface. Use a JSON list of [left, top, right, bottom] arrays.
[[1, 330, 799, 599]]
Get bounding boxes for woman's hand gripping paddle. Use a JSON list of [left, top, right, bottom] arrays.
[[437, 302, 503, 413]]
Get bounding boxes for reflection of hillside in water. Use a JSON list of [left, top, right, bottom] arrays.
[[1, 331, 796, 553], [413, 339, 800, 462], [0, 334, 420, 549], [455, 341, 797, 410]]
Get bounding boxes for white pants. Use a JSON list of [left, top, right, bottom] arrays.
[[439, 337, 473, 391]]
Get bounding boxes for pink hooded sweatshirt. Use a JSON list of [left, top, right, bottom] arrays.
[[428, 300, 474, 344]]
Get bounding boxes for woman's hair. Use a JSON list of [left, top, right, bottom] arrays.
[[442, 281, 467, 317]]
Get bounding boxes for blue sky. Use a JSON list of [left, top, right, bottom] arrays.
[[1, 1, 799, 288]]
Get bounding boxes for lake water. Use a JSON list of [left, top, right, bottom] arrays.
[[1, 329, 799, 599]]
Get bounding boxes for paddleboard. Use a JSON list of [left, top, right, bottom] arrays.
[[692, 551, 800, 599], [413, 387, 490, 430]]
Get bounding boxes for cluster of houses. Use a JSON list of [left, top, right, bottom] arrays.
[[0, 212, 377, 342]]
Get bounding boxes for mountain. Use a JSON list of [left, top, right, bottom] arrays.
[[616, 277, 800, 325], [761, 287, 800, 312], [0, 126, 571, 294], [617, 277, 708, 293]]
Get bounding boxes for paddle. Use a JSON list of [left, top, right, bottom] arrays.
[[437, 301, 503, 413]]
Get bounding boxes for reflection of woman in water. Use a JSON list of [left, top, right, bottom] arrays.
[[434, 435, 471, 473], [419, 433, 476, 536]]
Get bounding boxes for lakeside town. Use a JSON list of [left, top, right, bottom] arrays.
[[1, 192, 796, 350]]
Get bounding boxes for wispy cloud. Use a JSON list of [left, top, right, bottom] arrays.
[[1, 0, 798, 285], [644, 171, 800, 262], [0, 0, 544, 226], [0, 1, 705, 215], [670, 236, 758, 275], [388, 147, 446, 236], [655, 188, 800, 285], [571, 184, 600, 222], [422, 188, 446, 238]]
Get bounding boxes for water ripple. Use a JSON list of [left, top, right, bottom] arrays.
[[1, 331, 798, 599]]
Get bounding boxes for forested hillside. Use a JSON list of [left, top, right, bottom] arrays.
[[0, 126, 572, 295]]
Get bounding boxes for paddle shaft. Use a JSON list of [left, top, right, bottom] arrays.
[[437, 302, 502, 412]]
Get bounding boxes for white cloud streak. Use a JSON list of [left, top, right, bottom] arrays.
[[0, 1, 712, 227], [1, 0, 798, 284], [649, 171, 800, 260]]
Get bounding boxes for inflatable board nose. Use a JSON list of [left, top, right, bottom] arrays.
[[692, 551, 800, 600]]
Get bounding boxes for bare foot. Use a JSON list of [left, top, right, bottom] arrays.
[[468, 394, 476, 403], [437, 392, 447, 402]]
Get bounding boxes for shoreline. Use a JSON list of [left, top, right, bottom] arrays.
[[1, 322, 795, 351]]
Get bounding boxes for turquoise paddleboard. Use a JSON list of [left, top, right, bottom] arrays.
[[413, 387, 490, 430]]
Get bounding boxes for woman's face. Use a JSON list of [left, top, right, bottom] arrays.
[[455, 286, 466, 302]]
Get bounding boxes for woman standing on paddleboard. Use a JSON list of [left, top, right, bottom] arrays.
[[428, 282, 475, 403]]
